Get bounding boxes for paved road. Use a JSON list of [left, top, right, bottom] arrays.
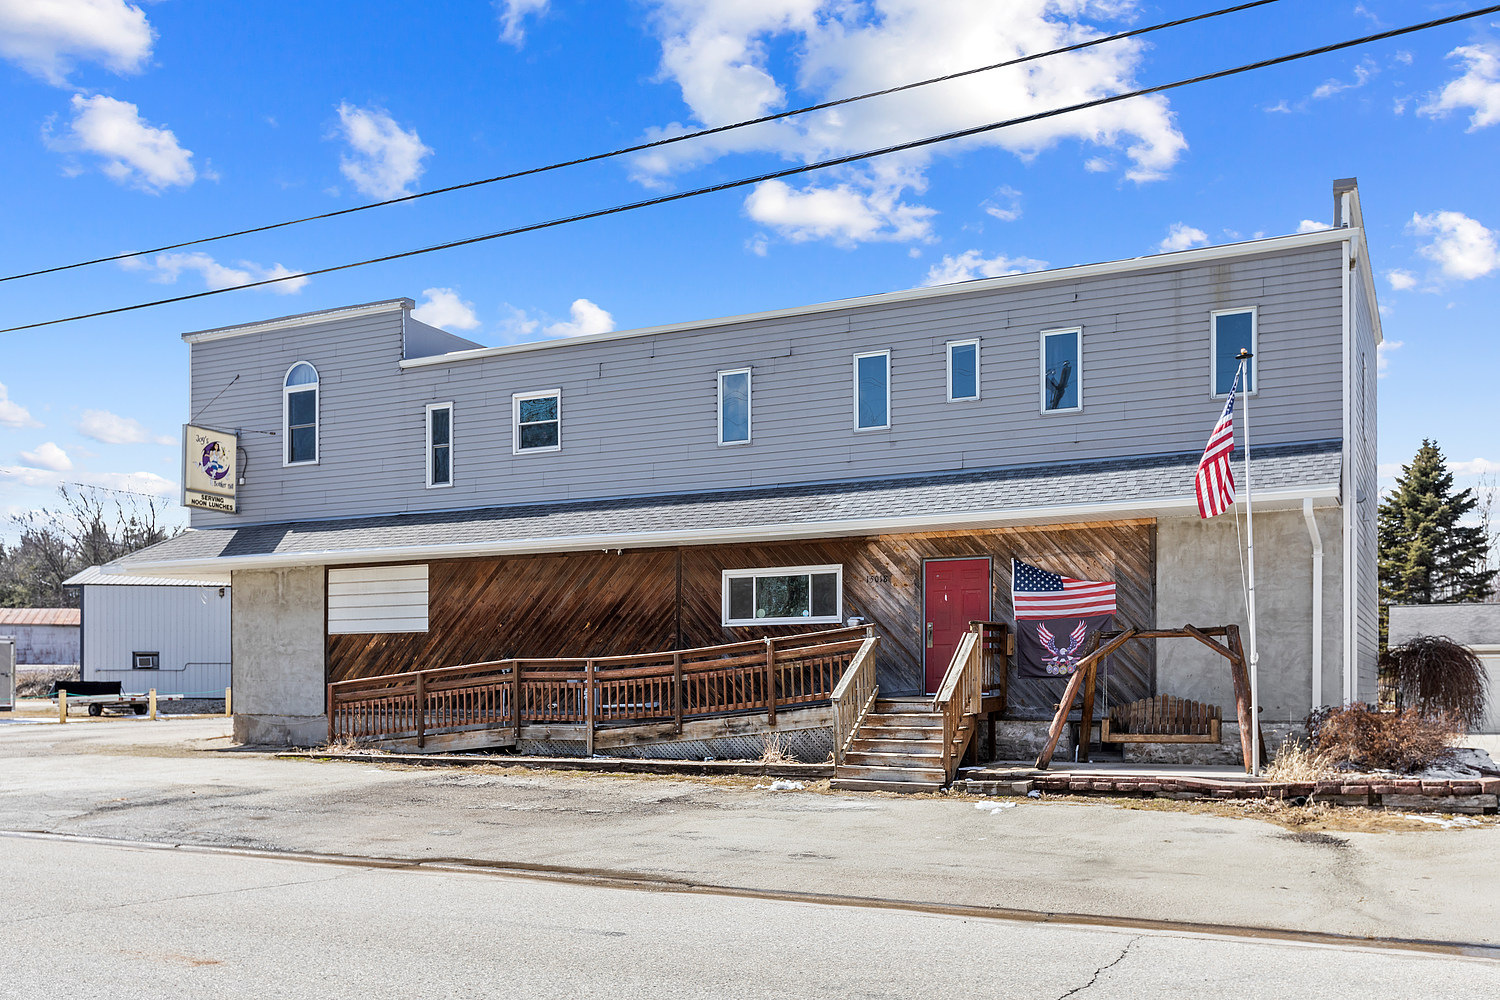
[[2, 714, 1499, 986], [3, 833, 1496, 1000]]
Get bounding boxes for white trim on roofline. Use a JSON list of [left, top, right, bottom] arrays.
[[104, 483, 1340, 580], [182, 299, 413, 344], [398, 229, 1355, 370]]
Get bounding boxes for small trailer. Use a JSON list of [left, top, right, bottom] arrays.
[[47, 680, 183, 716]]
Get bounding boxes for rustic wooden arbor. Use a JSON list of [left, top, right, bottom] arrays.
[[1034, 624, 1267, 773]]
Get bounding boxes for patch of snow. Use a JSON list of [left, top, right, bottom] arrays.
[[1027, 789, 1042, 799], [1404, 814, 1481, 829], [974, 800, 1016, 814], [755, 779, 806, 791]]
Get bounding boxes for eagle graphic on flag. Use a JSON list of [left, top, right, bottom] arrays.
[[1012, 559, 1116, 678]]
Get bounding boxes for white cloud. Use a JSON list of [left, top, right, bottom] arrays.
[[922, 250, 1048, 287], [0, 382, 41, 429], [745, 176, 936, 246], [47, 93, 195, 191], [1419, 44, 1500, 131], [1386, 269, 1417, 291], [1310, 59, 1375, 101], [498, 299, 617, 341], [412, 287, 480, 331], [1452, 457, 1500, 476], [634, 1, 1185, 246], [333, 102, 432, 200], [982, 185, 1023, 222], [1297, 219, 1332, 234], [1376, 339, 1402, 377], [0, 464, 170, 497], [546, 299, 615, 338], [75, 409, 174, 446], [0, 0, 153, 86], [18, 442, 72, 472], [120, 251, 308, 294], [1158, 223, 1208, 252], [495, 0, 548, 46], [1409, 210, 1500, 281], [1083, 157, 1111, 172]]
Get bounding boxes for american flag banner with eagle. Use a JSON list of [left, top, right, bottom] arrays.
[[1194, 365, 1241, 519], [1012, 559, 1117, 678]]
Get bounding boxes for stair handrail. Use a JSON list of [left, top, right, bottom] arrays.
[[930, 628, 983, 782], [831, 632, 880, 766]]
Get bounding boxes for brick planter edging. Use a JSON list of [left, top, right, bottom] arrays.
[[958, 771, 1500, 814]]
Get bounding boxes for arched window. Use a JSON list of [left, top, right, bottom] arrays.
[[283, 362, 319, 465]]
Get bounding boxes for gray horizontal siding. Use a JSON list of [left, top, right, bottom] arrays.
[[1351, 248, 1380, 696], [80, 584, 231, 697], [189, 243, 1346, 528]]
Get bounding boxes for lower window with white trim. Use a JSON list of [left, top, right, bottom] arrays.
[[721, 565, 842, 626]]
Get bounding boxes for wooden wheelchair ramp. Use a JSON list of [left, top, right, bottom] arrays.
[[327, 626, 877, 755]]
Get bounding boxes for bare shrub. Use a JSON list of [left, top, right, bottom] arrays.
[[313, 736, 387, 755], [1310, 703, 1454, 774], [1383, 635, 1488, 730], [15, 665, 79, 698]]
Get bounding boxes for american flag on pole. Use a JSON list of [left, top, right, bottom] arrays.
[[1195, 366, 1241, 519], [1011, 559, 1117, 620]]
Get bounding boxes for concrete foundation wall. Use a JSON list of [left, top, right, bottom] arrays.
[[1155, 507, 1344, 723], [230, 567, 326, 746]]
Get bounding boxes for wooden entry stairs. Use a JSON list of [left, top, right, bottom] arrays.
[[831, 625, 990, 793]]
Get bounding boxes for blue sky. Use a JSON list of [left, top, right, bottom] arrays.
[[1, 0, 1498, 541]]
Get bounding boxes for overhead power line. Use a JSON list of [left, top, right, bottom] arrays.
[[0, 0, 1283, 285], [4, 4, 1496, 336]]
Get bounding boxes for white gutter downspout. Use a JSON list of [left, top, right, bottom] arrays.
[[1303, 497, 1323, 712]]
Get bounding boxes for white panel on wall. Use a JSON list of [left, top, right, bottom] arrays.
[[327, 564, 429, 634]]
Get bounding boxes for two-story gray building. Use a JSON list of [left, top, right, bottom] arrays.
[[110, 180, 1381, 749]]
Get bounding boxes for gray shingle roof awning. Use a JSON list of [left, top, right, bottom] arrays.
[[108, 440, 1342, 579]]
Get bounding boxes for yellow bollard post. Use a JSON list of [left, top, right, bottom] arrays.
[[224, 687, 232, 716], [58, 688, 67, 724], [149, 688, 157, 720]]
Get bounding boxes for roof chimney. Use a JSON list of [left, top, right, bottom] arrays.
[[1332, 177, 1362, 230]]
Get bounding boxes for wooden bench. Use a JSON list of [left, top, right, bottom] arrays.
[[1100, 695, 1221, 744]]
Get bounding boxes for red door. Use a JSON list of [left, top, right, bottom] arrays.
[[924, 559, 992, 694]]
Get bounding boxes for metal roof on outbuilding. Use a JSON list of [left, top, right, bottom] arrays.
[[63, 565, 228, 588], [0, 608, 80, 627], [106, 439, 1342, 578]]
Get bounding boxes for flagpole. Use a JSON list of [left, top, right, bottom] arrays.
[[1238, 349, 1261, 777]]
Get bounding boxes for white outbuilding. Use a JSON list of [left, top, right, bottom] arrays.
[[64, 566, 231, 700]]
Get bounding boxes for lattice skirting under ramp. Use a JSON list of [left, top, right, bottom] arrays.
[[520, 726, 834, 763]]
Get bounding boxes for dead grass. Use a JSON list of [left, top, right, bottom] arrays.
[[305, 736, 390, 756], [758, 731, 797, 765], [1263, 739, 1331, 783], [1110, 793, 1498, 833]]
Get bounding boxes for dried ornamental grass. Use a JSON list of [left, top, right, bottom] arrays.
[[759, 731, 797, 764], [1263, 738, 1330, 782]]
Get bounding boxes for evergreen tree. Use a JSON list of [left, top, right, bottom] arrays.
[[1378, 440, 1495, 607]]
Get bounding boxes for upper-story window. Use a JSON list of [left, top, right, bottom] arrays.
[[426, 402, 452, 488], [513, 390, 561, 454], [718, 368, 751, 446], [853, 350, 890, 430], [1211, 308, 1257, 396], [1040, 328, 1081, 413], [947, 339, 979, 401], [283, 362, 319, 465]]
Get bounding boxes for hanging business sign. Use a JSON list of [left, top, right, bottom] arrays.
[[182, 424, 238, 513]]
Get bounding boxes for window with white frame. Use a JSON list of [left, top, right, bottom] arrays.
[[1039, 328, 1081, 413], [722, 565, 842, 626], [947, 339, 979, 401], [513, 390, 560, 453], [426, 402, 452, 488], [1211, 308, 1256, 396], [718, 368, 751, 445], [853, 351, 890, 430], [283, 362, 319, 465]]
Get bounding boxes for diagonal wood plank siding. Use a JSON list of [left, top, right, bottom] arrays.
[[326, 520, 1155, 717]]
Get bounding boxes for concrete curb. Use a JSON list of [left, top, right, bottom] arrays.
[[278, 751, 832, 779]]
